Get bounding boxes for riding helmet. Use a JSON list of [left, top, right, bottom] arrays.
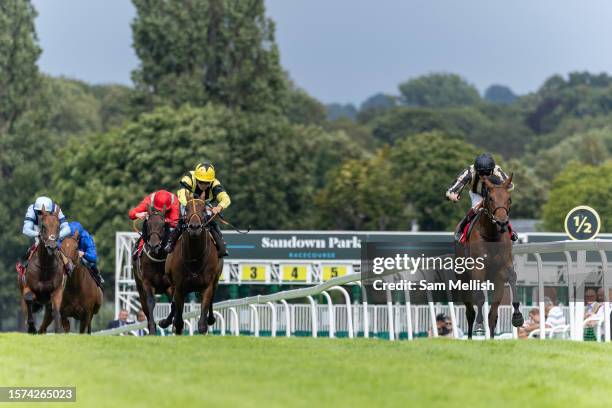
[[194, 162, 215, 182], [474, 153, 495, 175]]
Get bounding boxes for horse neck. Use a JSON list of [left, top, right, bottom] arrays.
[[37, 243, 58, 279], [478, 210, 502, 241], [183, 230, 208, 261]]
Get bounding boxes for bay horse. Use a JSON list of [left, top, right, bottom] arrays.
[[161, 198, 222, 335], [134, 205, 173, 335], [39, 231, 102, 333], [456, 174, 524, 339], [19, 206, 66, 334]]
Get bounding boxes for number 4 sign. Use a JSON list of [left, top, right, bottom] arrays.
[[564, 206, 601, 240]]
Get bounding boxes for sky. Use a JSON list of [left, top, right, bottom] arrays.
[[32, 0, 612, 105]]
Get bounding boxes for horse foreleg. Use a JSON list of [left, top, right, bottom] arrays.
[[63, 316, 71, 333], [50, 287, 64, 334], [173, 292, 185, 335], [465, 302, 476, 339], [38, 303, 52, 335], [508, 266, 524, 327], [199, 284, 215, 335], [159, 299, 175, 329], [78, 312, 90, 334], [23, 290, 36, 334], [488, 302, 500, 339]]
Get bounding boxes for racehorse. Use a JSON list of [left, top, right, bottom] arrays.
[[161, 198, 223, 335], [19, 206, 66, 334], [456, 174, 524, 339], [134, 205, 173, 335], [39, 231, 102, 334]]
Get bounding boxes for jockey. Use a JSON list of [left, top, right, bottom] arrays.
[[165, 162, 230, 257], [62, 221, 104, 286], [128, 189, 180, 258], [446, 153, 518, 242], [17, 196, 73, 273]]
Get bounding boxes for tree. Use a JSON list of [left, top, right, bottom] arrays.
[[326, 103, 357, 121], [398, 73, 481, 108], [0, 0, 41, 133], [389, 132, 480, 230], [131, 0, 287, 114], [285, 82, 326, 125], [316, 148, 412, 230], [484, 85, 517, 105], [541, 161, 612, 232], [357, 93, 397, 123]]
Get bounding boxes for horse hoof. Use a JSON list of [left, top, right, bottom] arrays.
[[28, 325, 36, 334], [198, 325, 209, 335], [158, 319, 171, 329], [512, 313, 524, 328], [207, 315, 216, 326]]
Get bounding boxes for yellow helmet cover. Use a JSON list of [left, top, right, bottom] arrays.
[[194, 162, 216, 182]]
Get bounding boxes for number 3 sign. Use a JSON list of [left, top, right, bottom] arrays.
[[564, 206, 601, 240]]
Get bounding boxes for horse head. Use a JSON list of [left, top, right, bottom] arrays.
[[61, 230, 80, 264], [39, 205, 60, 255], [145, 204, 167, 255], [185, 198, 207, 238], [481, 173, 513, 233]]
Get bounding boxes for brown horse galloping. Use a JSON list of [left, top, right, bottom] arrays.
[[39, 232, 103, 334], [457, 174, 524, 339], [134, 206, 173, 335], [19, 206, 66, 334], [161, 198, 222, 335]]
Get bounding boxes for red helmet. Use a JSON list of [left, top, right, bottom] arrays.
[[150, 190, 175, 212]]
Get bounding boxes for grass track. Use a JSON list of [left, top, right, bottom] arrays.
[[1, 334, 611, 408]]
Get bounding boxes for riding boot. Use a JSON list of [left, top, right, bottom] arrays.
[[91, 264, 104, 286], [164, 221, 184, 253], [455, 208, 476, 242], [210, 222, 228, 257]]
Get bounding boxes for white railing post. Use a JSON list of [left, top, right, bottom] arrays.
[[266, 302, 277, 337], [279, 299, 291, 337], [403, 287, 413, 340], [534, 253, 546, 341], [306, 296, 317, 338], [599, 250, 610, 342], [229, 307, 239, 336], [320, 291, 334, 338], [330, 286, 354, 339], [213, 311, 225, 336], [249, 305, 259, 337]]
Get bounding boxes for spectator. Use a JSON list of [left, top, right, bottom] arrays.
[[429, 313, 451, 337], [544, 297, 566, 328], [444, 316, 463, 338], [519, 308, 540, 339], [106, 309, 133, 329], [584, 288, 602, 328], [132, 310, 147, 336]]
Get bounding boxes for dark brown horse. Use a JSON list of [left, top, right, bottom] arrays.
[[39, 232, 103, 333], [134, 206, 173, 335], [457, 174, 523, 339], [19, 206, 66, 334], [161, 198, 222, 335]]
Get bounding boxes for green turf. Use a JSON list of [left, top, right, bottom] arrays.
[[1, 334, 611, 408]]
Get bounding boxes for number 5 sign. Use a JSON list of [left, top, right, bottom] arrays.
[[564, 206, 601, 240]]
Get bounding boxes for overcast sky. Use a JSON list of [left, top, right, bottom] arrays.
[[32, 0, 612, 105]]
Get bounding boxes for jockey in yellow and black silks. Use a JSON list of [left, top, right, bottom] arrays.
[[165, 162, 231, 256]]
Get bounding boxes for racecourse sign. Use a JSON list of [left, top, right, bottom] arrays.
[[224, 231, 452, 260]]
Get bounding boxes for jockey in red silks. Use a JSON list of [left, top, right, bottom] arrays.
[[128, 190, 180, 259]]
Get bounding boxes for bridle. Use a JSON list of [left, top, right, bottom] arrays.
[[186, 198, 215, 233], [145, 210, 166, 251], [38, 215, 59, 250], [482, 186, 511, 231]]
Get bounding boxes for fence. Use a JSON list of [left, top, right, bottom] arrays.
[[97, 240, 612, 342]]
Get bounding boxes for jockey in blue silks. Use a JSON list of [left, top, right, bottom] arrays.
[[62, 221, 104, 286]]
